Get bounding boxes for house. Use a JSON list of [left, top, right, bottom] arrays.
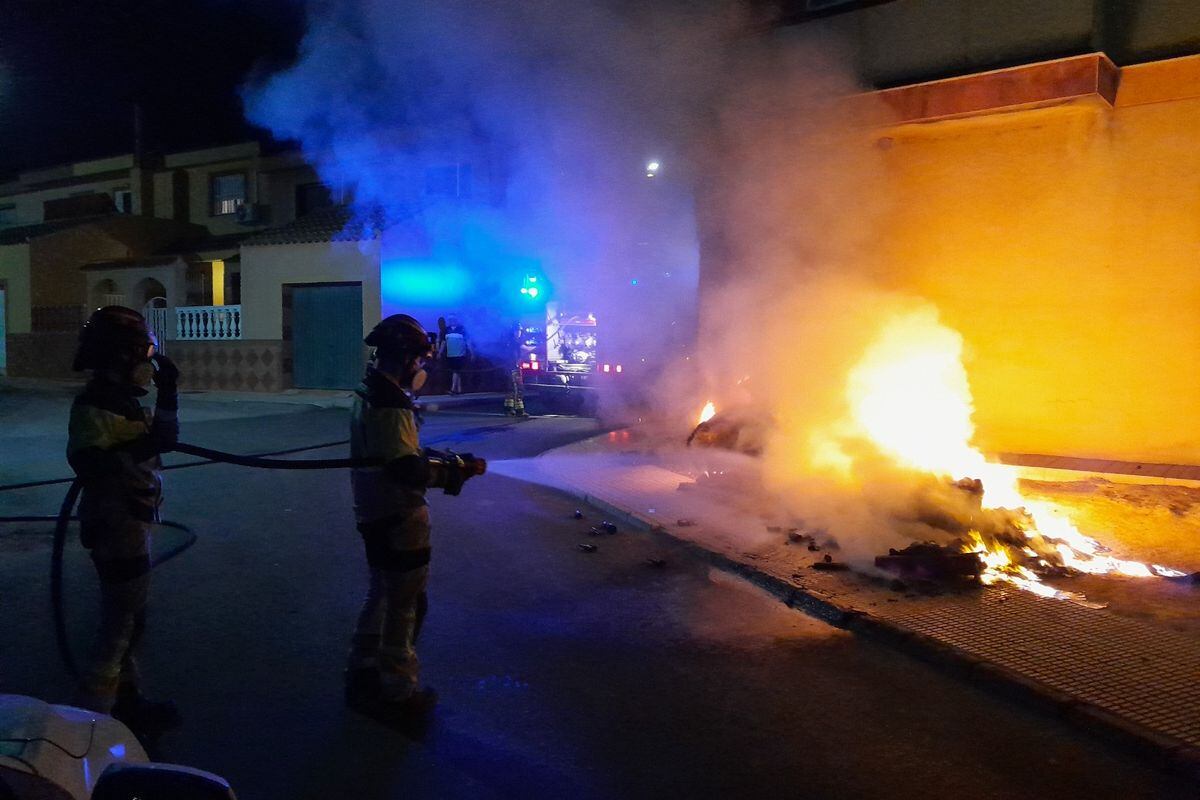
[[0, 141, 330, 379], [173, 206, 385, 392]]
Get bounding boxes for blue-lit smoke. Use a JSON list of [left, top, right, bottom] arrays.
[[241, 0, 745, 365]]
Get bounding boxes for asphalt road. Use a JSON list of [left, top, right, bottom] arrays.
[[0, 394, 1190, 799]]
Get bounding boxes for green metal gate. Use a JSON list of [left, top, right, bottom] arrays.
[[291, 283, 363, 389]]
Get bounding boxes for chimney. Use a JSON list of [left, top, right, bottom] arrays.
[[131, 101, 156, 217]]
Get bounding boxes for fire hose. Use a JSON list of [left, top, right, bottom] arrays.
[[0, 437, 485, 681]]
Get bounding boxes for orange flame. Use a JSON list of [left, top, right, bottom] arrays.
[[845, 308, 1183, 596]]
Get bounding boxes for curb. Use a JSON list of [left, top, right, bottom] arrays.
[[569, 483, 1200, 782]]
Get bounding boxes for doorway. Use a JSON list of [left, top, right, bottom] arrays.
[[290, 283, 363, 389]]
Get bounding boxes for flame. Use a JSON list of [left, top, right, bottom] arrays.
[[698, 401, 717, 425], [845, 308, 1184, 596]]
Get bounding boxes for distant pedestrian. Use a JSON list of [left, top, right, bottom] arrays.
[[438, 315, 470, 395]]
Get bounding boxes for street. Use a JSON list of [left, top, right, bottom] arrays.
[[0, 389, 1189, 799]]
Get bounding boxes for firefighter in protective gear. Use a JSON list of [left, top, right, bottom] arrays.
[[504, 324, 528, 417], [346, 313, 486, 720], [66, 306, 180, 730]]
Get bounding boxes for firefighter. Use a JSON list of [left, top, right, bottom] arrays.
[[504, 323, 528, 417], [66, 306, 180, 729], [346, 314, 486, 720]]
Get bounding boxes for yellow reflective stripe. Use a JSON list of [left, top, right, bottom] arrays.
[[68, 405, 147, 455], [352, 403, 420, 463]]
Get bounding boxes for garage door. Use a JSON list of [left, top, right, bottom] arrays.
[[292, 283, 363, 389]]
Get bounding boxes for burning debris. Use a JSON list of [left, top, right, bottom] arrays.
[[876, 542, 983, 583], [686, 403, 766, 456], [837, 308, 1187, 601]]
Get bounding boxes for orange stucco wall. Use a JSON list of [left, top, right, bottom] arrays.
[[874, 55, 1200, 463]]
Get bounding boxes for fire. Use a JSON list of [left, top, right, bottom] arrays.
[[846, 308, 1184, 596], [698, 401, 717, 426]]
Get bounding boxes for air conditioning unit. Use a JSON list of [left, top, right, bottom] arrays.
[[235, 203, 269, 225]]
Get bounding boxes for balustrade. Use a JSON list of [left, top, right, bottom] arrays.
[[176, 305, 242, 340]]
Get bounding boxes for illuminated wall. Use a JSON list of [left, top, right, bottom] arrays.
[[874, 56, 1200, 463], [239, 240, 381, 339]]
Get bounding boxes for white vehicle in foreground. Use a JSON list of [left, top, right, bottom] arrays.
[[0, 694, 233, 800]]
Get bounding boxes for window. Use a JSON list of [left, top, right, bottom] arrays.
[[210, 173, 247, 216], [424, 164, 473, 199], [113, 189, 132, 214], [0, 205, 15, 226], [295, 182, 334, 217]]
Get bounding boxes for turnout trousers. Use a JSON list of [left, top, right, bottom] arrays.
[[349, 506, 431, 700], [75, 520, 151, 713]]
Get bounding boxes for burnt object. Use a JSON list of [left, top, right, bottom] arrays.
[[875, 542, 983, 583], [588, 526, 606, 536], [685, 413, 763, 456], [811, 559, 849, 571], [807, 542, 820, 552], [577, 543, 598, 553], [787, 531, 807, 543], [645, 558, 667, 569]]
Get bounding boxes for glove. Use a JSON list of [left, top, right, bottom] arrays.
[[458, 453, 487, 477], [439, 452, 486, 496], [151, 353, 179, 391], [151, 354, 180, 411]]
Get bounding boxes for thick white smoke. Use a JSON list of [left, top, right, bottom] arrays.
[[245, 2, 993, 562], [242, 0, 772, 365]]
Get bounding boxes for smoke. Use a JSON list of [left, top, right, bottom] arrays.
[[244, 1, 993, 562], [242, 0, 771, 362]]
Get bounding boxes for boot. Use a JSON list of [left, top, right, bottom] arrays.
[[372, 687, 438, 721], [110, 685, 181, 733]]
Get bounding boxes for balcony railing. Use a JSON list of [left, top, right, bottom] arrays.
[[176, 305, 242, 340]]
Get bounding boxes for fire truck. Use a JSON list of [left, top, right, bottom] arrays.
[[516, 302, 628, 397]]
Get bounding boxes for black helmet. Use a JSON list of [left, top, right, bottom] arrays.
[[365, 314, 431, 359], [73, 306, 157, 372]]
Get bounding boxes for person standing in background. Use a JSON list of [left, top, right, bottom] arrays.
[[438, 316, 469, 395]]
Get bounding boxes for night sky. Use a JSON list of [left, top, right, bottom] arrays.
[[0, 0, 305, 179]]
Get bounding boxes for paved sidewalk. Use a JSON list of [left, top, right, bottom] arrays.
[[522, 431, 1200, 777]]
